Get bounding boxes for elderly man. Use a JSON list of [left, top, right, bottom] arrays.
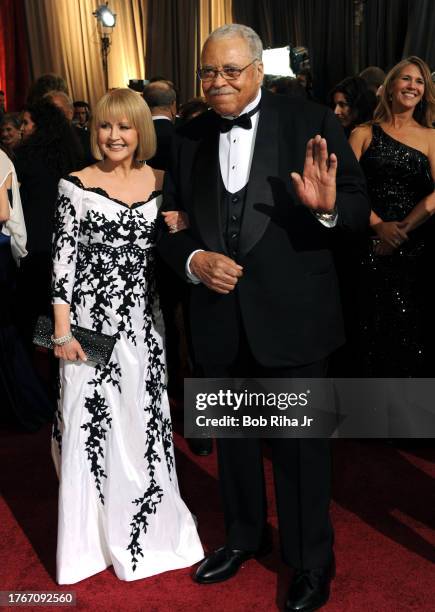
[[158, 24, 368, 611]]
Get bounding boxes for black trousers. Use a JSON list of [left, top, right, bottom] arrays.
[[199, 332, 333, 570]]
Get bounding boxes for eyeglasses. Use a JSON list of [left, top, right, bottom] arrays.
[[197, 59, 259, 82]]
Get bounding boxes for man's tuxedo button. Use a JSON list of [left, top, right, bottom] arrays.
[[231, 250, 237, 256], [231, 215, 238, 221], [232, 196, 239, 203], [231, 165, 235, 170], [231, 232, 238, 239]]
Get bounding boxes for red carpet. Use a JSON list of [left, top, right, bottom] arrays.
[[1, 413, 434, 611]]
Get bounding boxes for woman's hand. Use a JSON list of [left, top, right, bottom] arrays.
[[372, 220, 408, 248], [161, 210, 189, 233], [53, 337, 87, 362], [373, 241, 395, 256]]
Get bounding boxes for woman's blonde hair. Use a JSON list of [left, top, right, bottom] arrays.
[[373, 56, 435, 128], [91, 88, 156, 161]]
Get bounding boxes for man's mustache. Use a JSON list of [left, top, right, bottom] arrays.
[[207, 86, 234, 95]]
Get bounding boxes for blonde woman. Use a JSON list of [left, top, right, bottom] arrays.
[[51, 88, 203, 584], [350, 56, 435, 375]]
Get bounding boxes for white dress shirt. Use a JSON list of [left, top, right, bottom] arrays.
[[186, 88, 336, 282], [152, 115, 172, 122], [219, 89, 261, 194]]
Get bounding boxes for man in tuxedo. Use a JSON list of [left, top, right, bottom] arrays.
[[143, 81, 177, 171], [157, 24, 368, 612]]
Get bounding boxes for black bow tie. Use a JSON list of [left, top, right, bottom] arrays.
[[219, 103, 261, 133]]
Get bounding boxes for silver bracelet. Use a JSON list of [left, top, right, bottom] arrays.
[[51, 332, 74, 346]]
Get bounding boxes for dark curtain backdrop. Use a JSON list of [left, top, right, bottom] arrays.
[[0, 0, 31, 111], [145, 0, 199, 104], [403, 0, 435, 70], [360, 0, 409, 72], [233, 0, 354, 102], [4, 1, 435, 111], [233, 0, 435, 103], [359, 0, 435, 74]]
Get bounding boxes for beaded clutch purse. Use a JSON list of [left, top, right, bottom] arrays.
[[33, 315, 116, 366]]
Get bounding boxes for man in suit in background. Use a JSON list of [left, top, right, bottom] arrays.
[[73, 100, 91, 130], [44, 90, 94, 167], [158, 24, 368, 612], [143, 79, 195, 420], [143, 81, 177, 171]]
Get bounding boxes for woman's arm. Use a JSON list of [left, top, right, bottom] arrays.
[[52, 181, 87, 362], [348, 125, 371, 162], [350, 125, 408, 248], [53, 304, 87, 362], [370, 210, 408, 247], [400, 131, 435, 233], [0, 174, 11, 222]]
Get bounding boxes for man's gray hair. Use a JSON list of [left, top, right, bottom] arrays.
[[44, 90, 74, 111], [204, 24, 263, 60], [143, 83, 176, 109]]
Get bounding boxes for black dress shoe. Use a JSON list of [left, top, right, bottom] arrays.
[[194, 536, 272, 584], [285, 558, 335, 612], [187, 438, 213, 456]]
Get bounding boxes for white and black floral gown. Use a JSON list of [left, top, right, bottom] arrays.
[[51, 175, 203, 585]]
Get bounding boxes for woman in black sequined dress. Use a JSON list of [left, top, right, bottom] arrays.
[[350, 56, 435, 376]]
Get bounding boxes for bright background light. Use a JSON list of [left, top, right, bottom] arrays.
[[95, 5, 116, 28], [262, 47, 294, 77]]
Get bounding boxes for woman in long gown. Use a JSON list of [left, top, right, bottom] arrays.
[[51, 88, 203, 584], [0, 146, 52, 429], [349, 56, 435, 376]]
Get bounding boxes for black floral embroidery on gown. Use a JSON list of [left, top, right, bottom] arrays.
[[51, 175, 202, 584]]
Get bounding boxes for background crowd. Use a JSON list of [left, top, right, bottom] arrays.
[[1, 55, 434, 433]]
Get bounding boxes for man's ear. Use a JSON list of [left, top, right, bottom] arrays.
[[171, 100, 177, 121], [257, 61, 264, 85]]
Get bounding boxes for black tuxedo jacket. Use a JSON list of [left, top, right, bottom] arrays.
[[157, 89, 369, 367], [148, 118, 175, 171]]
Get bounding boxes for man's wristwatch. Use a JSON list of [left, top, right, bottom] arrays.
[[314, 207, 337, 222]]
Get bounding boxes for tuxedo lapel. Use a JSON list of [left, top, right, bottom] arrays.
[[239, 91, 279, 257], [192, 113, 228, 254]]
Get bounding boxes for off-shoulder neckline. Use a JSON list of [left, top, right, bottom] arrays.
[[62, 175, 162, 209]]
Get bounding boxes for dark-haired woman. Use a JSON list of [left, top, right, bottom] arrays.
[[14, 100, 84, 363], [327, 77, 376, 374], [350, 56, 435, 376], [330, 76, 377, 136]]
